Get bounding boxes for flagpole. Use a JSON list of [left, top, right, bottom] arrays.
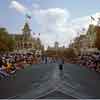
[[91, 17, 92, 24], [90, 16, 95, 25], [25, 12, 32, 24], [25, 14, 28, 23], [56, 34, 58, 58]]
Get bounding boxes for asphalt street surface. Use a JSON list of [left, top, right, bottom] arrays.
[[0, 63, 100, 99]]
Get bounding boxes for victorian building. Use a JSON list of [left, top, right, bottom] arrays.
[[11, 22, 44, 52]]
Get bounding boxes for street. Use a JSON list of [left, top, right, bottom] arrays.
[[1, 0, 100, 99], [0, 63, 100, 99]]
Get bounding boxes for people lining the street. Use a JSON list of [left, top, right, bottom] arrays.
[[79, 52, 100, 72], [1, 50, 100, 79], [0, 52, 37, 78], [0, 52, 58, 79]]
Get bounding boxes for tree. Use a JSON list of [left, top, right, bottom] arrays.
[[0, 27, 16, 52], [44, 50, 57, 57], [63, 48, 77, 59], [7, 36, 16, 51]]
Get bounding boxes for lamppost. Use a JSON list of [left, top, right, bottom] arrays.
[[55, 34, 59, 58]]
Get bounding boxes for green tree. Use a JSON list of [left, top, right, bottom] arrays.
[[0, 27, 16, 52], [7, 36, 16, 51], [63, 48, 77, 59]]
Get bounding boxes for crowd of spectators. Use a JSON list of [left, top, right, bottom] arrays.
[[2, 50, 100, 79], [0, 52, 41, 79], [78, 52, 100, 72], [0, 52, 59, 79]]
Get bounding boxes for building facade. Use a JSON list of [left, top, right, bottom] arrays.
[[69, 24, 100, 55], [11, 22, 43, 52]]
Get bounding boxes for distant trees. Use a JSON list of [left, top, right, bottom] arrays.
[[63, 48, 77, 59], [44, 50, 57, 57], [0, 27, 16, 52], [44, 48, 77, 59]]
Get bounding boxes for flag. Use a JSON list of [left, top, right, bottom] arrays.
[[26, 13, 31, 19], [33, 32, 36, 35], [82, 28, 85, 32], [91, 16, 95, 20], [38, 33, 40, 36], [77, 32, 80, 35], [98, 17, 100, 21]]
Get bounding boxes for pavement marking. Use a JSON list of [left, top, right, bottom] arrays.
[[34, 88, 58, 99], [8, 95, 18, 99], [7, 64, 94, 99]]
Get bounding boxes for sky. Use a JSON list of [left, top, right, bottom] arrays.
[[0, 0, 100, 48]]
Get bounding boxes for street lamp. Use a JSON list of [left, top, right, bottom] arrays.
[[55, 34, 59, 58]]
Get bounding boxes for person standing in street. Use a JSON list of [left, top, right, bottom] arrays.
[[58, 58, 64, 71]]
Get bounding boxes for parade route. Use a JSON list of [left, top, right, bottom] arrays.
[[0, 64, 100, 99]]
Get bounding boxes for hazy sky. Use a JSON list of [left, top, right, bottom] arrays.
[[0, 0, 100, 47]]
